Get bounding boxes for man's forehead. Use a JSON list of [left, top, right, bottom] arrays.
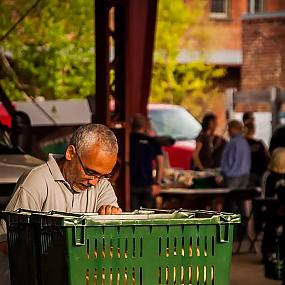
[[83, 144, 117, 157]]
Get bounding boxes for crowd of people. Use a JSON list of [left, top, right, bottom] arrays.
[[129, 110, 285, 211], [192, 111, 285, 204], [190, 111, 285, 278], [192, 111, 270, 190], [0, 109, 284, 283]]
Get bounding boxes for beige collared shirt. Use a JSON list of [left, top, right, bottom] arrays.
[[0, 154, 118, 242]]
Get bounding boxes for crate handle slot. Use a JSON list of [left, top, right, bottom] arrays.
[[49, 210, 84, 218], [218, 224, 229, 243], [139, 207, 177, 213], [16, 208, 45, 214], [73, 225, 86, 246]]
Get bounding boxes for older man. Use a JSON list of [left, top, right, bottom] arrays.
[[221, 120, 251, 188], [215, 120, 251, 212], [0, 123, 121, 284]]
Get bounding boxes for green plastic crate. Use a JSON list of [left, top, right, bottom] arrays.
[[29, 210, 240, 285], [0, 209, 41, 285]]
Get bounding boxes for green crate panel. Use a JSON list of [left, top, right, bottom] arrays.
[[40, 224, 234, 285], [1, 210, 239, 285], [1, 212, 41, 285]]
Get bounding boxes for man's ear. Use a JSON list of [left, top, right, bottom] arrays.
[[65, 145, 76, 161]]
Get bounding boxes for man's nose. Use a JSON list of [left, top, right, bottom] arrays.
[[88, 177, 100, 186]]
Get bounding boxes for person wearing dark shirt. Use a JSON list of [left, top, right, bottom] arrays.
[[264, 147, 285, 202], [244, 121, 270, 186], [212, 135, 227, 168], [242, 111, 255, 125], [262, 148, 285, 271], [192, 113, 217, 170], [130, 114, 163, 210]]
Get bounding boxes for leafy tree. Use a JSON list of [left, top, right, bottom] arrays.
[[0, 0, 95, 100], [0, 0, 225, 118], [150, 0, 226, 118]]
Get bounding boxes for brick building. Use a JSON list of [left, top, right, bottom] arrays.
[[183, 0, 285, 93], [242, 12, 285, 91]]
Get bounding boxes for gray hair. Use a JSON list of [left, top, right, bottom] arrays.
[[70, 124, 118, 155]]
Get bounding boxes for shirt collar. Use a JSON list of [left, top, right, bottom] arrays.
[[232, 134, 243, 139], [47, 154, 66, 181]]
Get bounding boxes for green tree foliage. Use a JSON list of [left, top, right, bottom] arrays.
[[0, 0, 224, 116], [150, 0, 226, 118], [0, 0, 95, 100]]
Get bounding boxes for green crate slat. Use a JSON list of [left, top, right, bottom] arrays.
[[55, 224, 235, 284], [0, 210, 41, 285]]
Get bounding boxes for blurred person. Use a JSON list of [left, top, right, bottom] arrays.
[[218, 121, 253, 240], [146, 117, 164, 180], [264, 147, 285, 202], [130, 114, 163, 210], [269, 125, 285, 154], [219, 120, 251, 188], [262, 148, 285, 274], [0, 124, 121, 285], [212, 135, 227, 168], [192, 113, 217, 170], [242, 111, 255, 125], [244, 121, 270, 186]]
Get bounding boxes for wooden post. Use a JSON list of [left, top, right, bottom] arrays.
[[94, 0, 158, 210], [225, 88, 235, 121]]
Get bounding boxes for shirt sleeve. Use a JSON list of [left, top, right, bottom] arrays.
[[154, 143, 162, 156], [5, 187, 41, 212], [150, 137, 163, 156], [96, 180, 119, 211], [221, 141, 236, 177], [0, 187, 41, 243], [196, 133, 203, 143]]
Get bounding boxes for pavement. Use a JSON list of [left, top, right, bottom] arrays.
[[230, 242, 282, 285]]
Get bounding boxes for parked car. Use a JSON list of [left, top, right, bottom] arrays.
[[148, 104, 201, 170], [0, 101, 201, 171], [0, 126, 43, 209]]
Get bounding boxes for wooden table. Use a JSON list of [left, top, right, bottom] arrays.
[[156, 187, 261, 209], [160, 188, 231, 195]]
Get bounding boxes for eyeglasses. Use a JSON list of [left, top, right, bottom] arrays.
[[75, 148, 113, 180]]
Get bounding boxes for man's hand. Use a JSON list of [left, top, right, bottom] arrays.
[[151, 184, 161, 197], [98, 205, 122, 215], [215, 175, 223, 185]]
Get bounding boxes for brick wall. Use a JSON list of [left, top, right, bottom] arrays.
[[185, 0, 285, 51], [241, 13, 285, 91], [265, 0, 285, 12]]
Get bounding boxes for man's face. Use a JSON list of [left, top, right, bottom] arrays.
[[228, 127, 240, 137], [66, 145, 117, 192], [245, 115, 254, 125], [209, 118, 218, 133]]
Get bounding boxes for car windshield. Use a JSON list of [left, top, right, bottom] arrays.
[[148, 107, 201, 140]]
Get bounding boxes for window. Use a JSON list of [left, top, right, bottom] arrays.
[[210, 0, 229, 19], [248, 0, 264, 14]]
